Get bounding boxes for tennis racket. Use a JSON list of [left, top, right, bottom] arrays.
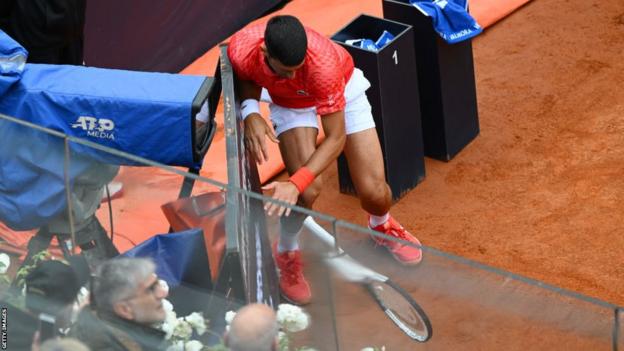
[[303, 217, 432, 342]]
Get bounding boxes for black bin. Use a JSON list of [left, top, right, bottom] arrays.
[[331, 14, 425, 201], [383, 0, 480, 161]]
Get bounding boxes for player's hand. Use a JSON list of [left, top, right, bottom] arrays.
[[262, 181, 299, 216], [244, 113, 279, 164]]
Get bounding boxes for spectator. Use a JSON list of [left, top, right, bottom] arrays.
[[70, 257, 169, 351], [0, 2, 12, 30], [0, 0, 86, 65], [225, 303, 279, 351], [25, 258, 88, 328], [0, 258, 86, 350]]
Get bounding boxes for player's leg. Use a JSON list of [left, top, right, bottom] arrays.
[[343, 128, 391, 215], [277, 126, 323, 209], [342, 91, 423, 265], [268, 102, 321, 304]]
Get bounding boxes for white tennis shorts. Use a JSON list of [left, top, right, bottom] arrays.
[[260, 68, 375, 136]]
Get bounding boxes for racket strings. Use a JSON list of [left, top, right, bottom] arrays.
[[372, 282, 428, 337]]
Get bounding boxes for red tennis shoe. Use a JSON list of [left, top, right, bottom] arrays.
[[273, 242, 312, 305], [369, 216, 423, 265]]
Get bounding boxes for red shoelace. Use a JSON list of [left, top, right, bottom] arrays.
[[280, 254, 305, 284]]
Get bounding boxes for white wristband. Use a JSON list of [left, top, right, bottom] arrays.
[[240, 99, 260, 120]]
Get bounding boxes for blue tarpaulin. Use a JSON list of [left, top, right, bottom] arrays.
[[0, 61, 207, 168], [0, 118, 118, 230], [0, 30, 27, 96], [122, 228, 212, 290], [0, 30, 210, 230]]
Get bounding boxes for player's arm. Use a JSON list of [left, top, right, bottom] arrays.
[[263, 110, 346, 216], [236, 78, 279, 164]]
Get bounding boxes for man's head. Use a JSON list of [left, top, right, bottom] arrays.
[[92, 258, 167, 325], [225, 303, 279, 351], [39, 337, 90, 351], [262, 15, 307, 79], [25, 259, 84, 317]]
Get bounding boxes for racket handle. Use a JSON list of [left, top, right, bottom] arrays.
[[304, 217, 388, 283], [303, 216, 343, 253]]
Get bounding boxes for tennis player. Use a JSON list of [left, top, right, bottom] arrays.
[[228, 15, 422, 305]]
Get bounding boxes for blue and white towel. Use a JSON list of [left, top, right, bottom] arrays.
[[345, 30, 396, 52], [410, 0, 482, 44]]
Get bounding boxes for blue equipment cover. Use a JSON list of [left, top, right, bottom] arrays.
[[0, 117, 118, 230], [0, 63, 209, 167], [0, 30, 27, 96], [0, 31, 217, 230], [122, 228, 212, 290], [0, 31, 118, 231]]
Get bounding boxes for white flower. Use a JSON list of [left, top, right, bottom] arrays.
[[172, 319, 193, 340], [0, 253, 10, 274], [161, 318, 179, 340], [184, 340, 203, 351], [166, 312, 179, 326], [225, 310, 236, 325], [159, 279, 170, 296], [166, 340, 184, 351], [76, 287, 90, 308], [162, 314, 179, 338], [184, 312, 206, 336], [361, 348, 375, 351], [276, 304, 310, 333], [277, 331, 286, 343], [277, 331, 289, 349], [162, 299, 174, 313], [162, 299, 178, 331]]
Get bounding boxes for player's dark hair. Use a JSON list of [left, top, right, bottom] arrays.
[[264, 15, 307, 66]]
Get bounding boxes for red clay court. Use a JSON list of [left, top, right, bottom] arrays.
[[1, 0, 623, 349]]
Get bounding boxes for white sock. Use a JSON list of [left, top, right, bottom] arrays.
[[278, 227, 302, 253], [369, 213, 390, 227]]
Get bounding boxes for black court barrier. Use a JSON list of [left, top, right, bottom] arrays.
[[383, 0, 480, 161], [217, 44, 280, 308], [332, 14, 426, 201], [616, 308, 623, 351]]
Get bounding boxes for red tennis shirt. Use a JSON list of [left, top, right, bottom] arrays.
[[227, 22, 354, 116]]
